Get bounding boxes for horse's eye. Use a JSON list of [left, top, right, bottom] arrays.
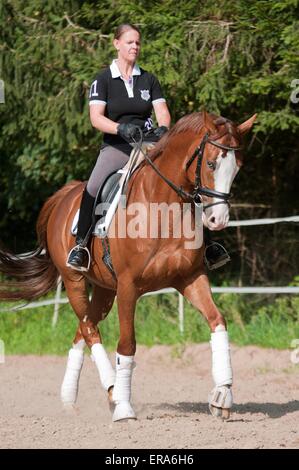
[[207, 161, 216, 171]]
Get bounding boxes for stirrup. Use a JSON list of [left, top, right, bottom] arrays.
[[204, 242, 231, 271], [66, 245, 91, 272]]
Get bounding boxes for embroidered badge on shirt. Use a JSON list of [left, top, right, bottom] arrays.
[[140, 89, 150, 101]]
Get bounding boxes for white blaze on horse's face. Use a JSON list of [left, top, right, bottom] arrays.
[[203, 150, 239, 231]]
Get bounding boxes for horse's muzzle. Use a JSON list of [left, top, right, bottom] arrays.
[[202, 211, 229, 231]]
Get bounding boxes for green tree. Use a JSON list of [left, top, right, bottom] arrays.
[[1, 0, 298, 282]]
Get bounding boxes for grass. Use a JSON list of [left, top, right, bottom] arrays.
[[0, 293, 298, 354]]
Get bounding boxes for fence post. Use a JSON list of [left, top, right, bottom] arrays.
[[52, 276, 62, 328], [178, 293, 184, 334]]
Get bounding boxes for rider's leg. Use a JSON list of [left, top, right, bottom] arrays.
[[66, 187, 95, 271], [86, 145, 131, 199], [66, 146, 130, 271], [204, 229, 230, 270]]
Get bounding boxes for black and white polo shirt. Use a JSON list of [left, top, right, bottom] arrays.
[[89, 60, 166, 150]]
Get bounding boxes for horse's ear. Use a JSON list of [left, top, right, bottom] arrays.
[[238, 114, 258, 135], [202, 109, 217, 133]]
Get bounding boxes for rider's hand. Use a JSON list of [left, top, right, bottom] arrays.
[[153, 126, 169, 139], [117, 123, 141, 141]]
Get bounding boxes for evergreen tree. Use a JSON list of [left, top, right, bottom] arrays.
[[1, 0, 298, 282]]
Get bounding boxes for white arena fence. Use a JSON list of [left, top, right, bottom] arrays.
[[1, 215, 298, 332]]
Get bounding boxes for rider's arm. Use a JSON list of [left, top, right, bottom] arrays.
[[150, 74, 171, 128], [89, 103, 118, 134], [89, 73, 119, 134], [153, 101, 171, 128]]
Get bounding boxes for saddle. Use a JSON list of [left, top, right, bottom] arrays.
[[71, 143, 154, 238]]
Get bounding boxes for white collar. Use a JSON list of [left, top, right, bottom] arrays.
[[110, 59, 141, 79]]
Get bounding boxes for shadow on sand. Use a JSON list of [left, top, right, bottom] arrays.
[[155, 400, 299, 419]]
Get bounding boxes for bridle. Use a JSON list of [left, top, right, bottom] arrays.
[[185, 131, 242, 210], [132, 125, 243, 210]]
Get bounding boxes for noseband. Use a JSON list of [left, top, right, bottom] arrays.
[[133, 125, 242, 208]]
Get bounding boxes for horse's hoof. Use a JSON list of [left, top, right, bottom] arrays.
[[208, 385, 232, 419], [62, 402, 78, 414], [112, 402, 137, 422], [209, 404, 230, 420], [222, 408, 230, 420], [209, 404, 221, 418], [108, 387, 115, 413]]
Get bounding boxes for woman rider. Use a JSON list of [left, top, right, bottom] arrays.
[[66, 23, 229, 272]]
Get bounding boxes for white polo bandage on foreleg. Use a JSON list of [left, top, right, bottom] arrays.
[[91, 343, 115, 391], [112, 353, 135, 403], [210, 327, 233, 387], [61, 347, 84, 404]]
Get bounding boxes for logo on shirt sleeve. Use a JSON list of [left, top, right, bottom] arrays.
[[89, 80, 99, 97], [140, 89, 150, 101]]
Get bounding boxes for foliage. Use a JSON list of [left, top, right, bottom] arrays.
[[0, 293, 298, 354], [0, 0, 299, 281]]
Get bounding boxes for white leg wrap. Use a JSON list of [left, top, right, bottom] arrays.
[[112, 353, 136, 421], [210, 327, 233, 387], [61, 347, 84, 405], [91, 343, 115, 392], [73, 339, 85, 350]]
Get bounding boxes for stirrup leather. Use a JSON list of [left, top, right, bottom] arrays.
[[66, 245, 91, 272]]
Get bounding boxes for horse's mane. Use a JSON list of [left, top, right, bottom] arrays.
[[148, 112, 207, 161], [148, 111, 238, 162]]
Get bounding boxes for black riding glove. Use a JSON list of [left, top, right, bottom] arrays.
[[153, 126, 169, 139], [117, 123, 140, 141]]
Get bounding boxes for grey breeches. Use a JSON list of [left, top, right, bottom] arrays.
[[86, 146, 130, 197]]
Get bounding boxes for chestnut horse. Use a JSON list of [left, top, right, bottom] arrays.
[[0, 111, 256, 421]]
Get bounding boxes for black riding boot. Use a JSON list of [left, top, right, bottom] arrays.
[[66, 188, 95, 272], [204, 229, 231, 270]]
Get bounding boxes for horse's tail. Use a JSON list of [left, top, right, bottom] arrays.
[[0, 180, 80, 301]]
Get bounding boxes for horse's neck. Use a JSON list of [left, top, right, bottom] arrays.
[[135, 138, 192, 203]]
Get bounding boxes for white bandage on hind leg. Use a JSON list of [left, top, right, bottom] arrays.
[[91, 343, 115, 391], [112, 353, 135, 403], [61, 347, 84, 404], [210, 325, 233, 387]]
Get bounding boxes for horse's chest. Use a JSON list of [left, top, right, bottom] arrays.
[[141, 250, 197, 282]]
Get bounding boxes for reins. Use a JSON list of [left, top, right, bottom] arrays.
[[131, 124, 242, 210]]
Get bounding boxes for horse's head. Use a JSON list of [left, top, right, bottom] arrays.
[[186, 111, 257, 231]]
